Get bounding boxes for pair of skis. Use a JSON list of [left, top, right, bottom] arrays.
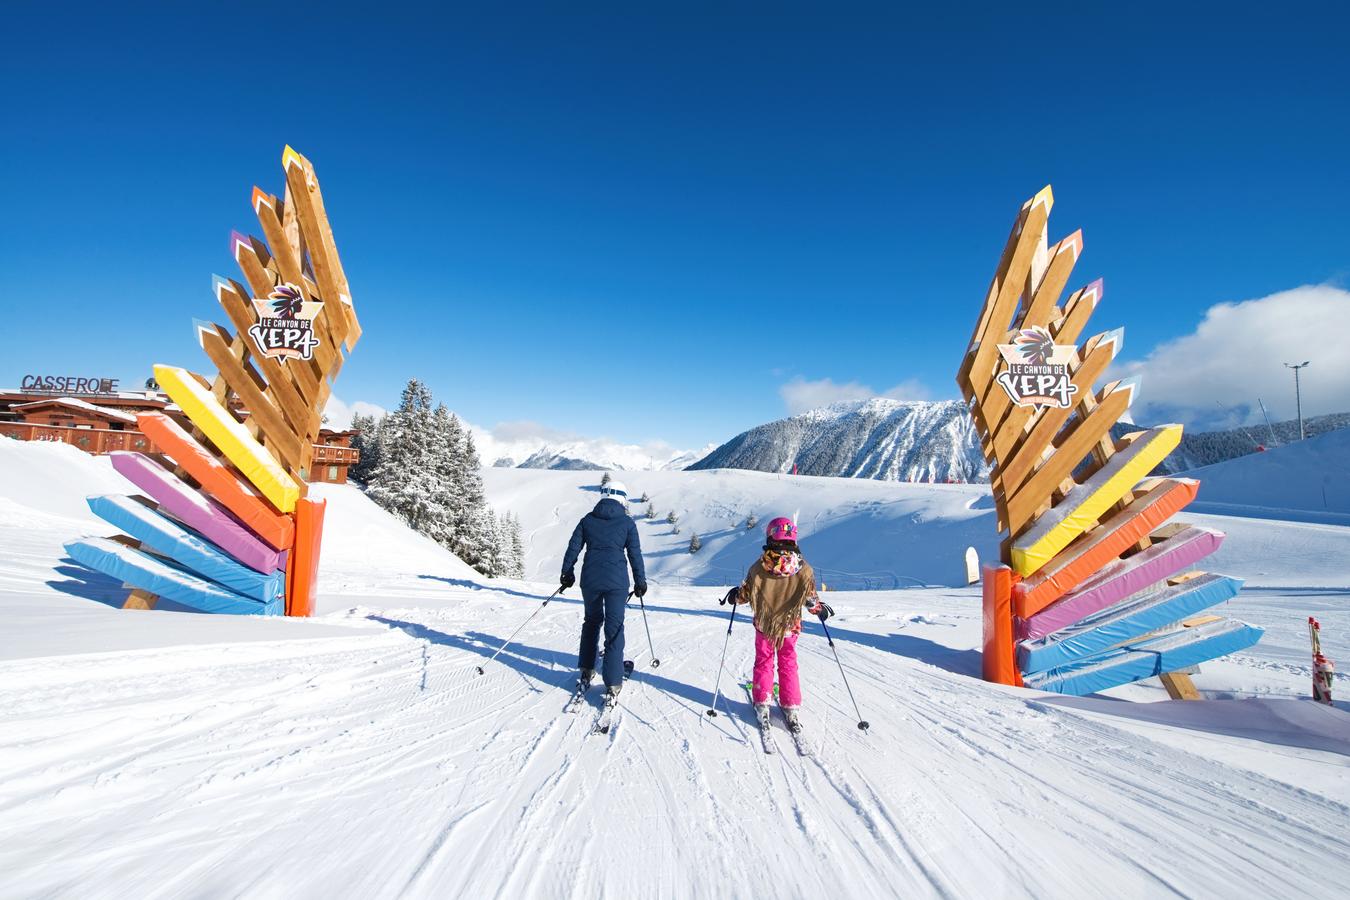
[[564, 660, 634, 734], [743, 683, 807, 756]]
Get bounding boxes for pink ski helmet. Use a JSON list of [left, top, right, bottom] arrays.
[[765, 517, 798, 543]]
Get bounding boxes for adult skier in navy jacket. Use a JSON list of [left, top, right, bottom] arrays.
[[561, 481, 647, 698]]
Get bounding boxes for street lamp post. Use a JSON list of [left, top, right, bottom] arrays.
[[1284, 361, 1310, 441]]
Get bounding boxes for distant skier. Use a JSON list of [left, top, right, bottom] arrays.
[[561, 481, 647, 702], [723, 517, 833, 733]]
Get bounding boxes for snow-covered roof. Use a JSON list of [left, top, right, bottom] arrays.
[[11, 397, 140, 426]]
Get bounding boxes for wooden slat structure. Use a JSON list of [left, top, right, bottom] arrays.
[[68, 146, 357, 618], [956, 188, 1260, 698]]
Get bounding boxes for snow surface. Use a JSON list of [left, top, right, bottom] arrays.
[[2, 438, 1350, 898], [1185, 425, 1350, 522]]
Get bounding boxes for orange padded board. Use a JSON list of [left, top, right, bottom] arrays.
[[1012, 478, 1198, 619], [981, 564, 1020, 687], [287, 496, 326, 617], [136, 412, 295, 551]]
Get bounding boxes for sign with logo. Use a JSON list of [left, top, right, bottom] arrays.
[[20, 375, 120, 396], [248, 283, 324, 362], [995, 326, 1077, 409]]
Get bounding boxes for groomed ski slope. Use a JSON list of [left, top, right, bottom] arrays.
[[2, 441, 1349, 898]]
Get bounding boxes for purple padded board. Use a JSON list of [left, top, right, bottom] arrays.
[[1018, 525, 1223, 640], [108, 452, 284, 574]]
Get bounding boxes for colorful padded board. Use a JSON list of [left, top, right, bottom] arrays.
[[1010, 424, 1183, 576], [65, 537, 281, 616], [1018, 573, 1242, 673], [1022, 618, 1263, 696], [153, 364, 301, 514], [1019, 525, 1225, 640], [109, 452, 284, 574], [137, 412, 295, 550], [1012, 478, 1199, 619], [87, 495, 285, 605], [287, 497, 326, 617]]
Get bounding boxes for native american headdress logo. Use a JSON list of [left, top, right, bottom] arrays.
[[248, 283, 324, 362], [995, 326, 1078, 409]]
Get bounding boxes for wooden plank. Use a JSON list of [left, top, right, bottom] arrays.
[[962, 188, 1054, 403], [282, 147, 351, 352], [1006, 380, 1138, 536], [281, 146, 361, 349], [960, 198, 1034, 394], [1159, 672, 1200, 700], [997, 331, 1123, 494], [123, 588, 159, 611], [976, 231, 1085, 441], [197, 323, 307, 475], [217, 276, 322, 415]]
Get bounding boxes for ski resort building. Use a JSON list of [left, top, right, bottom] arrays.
[[0, 385, 359, 484]]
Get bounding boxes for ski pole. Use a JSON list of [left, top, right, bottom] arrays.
[[817, 616, 870, 731], [476, 587, 563, 675], [705, 592, 739, 717], [633, 590, 661, 668]]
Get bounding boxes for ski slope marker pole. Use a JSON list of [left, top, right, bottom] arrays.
[[705, 596, 738, 717], [476, 587, 563, 675], [817, 616, 870, 731], [633, 590, 661, 668]]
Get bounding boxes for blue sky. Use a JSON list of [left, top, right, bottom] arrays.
[[3, 3, 1348, 449]]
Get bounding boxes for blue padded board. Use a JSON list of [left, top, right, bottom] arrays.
[[88, 494, 286, 606], [1023, 618, 1262, 696], [65, 537, 281, 616], [1018, 573, 1243, 674]]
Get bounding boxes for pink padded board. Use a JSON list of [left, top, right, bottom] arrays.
[[108, 452, 284, 574], [1018, 525, 1223, 640]]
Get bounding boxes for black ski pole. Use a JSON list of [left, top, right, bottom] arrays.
[[634, 590, 661, 668], [817, 616, 870, 731], [476, 587, 563, 675], [705, 593, 739, 717]]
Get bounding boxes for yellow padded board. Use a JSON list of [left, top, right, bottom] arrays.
[[153, 364, 300, 514], [1011, 424, 1183, 576]]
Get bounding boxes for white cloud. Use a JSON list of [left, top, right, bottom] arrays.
[[779, 376, 933, 415], [1110, 284, 1350, 430], [322, 396, 389, 430]]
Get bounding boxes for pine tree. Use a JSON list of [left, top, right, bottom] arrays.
[[689, 532, 701, 553], [646, 505, 656, 519], [746, 514, 758, 530], [639, 491, 650, 503], [601, 472, 612, 487], [349, 412, 382, 484], [666, 510, 678, 525], [366, 379, 442, 534]]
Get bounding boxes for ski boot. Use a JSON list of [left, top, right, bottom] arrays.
[[754, 702, 771, 727], [782, 707, 803, 734]]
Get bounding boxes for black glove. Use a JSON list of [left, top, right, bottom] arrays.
[[808, 600, 834, 621], [721, 587, 740, 606], [560, 572, 575, 591], [634, 581, 648, 598]]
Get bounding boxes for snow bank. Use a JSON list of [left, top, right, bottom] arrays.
[[1186, 426, 1350, 519]]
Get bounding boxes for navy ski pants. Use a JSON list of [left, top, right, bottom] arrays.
[[579, 587, 627, 687]]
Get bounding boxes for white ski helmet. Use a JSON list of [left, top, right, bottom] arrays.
[[602, 481, 629, 506]]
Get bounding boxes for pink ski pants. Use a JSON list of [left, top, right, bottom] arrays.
[[752, 628, 802, 707]]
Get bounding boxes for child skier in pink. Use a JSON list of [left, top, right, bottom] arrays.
[[725, 517, 834, 732]]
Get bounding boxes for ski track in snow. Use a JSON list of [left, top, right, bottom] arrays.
[[3, 581, 1349, 899]]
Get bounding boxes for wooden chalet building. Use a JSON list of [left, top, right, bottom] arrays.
[[0, 384, 359, 484]]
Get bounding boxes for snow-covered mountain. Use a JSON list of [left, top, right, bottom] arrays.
[[472, 427, 706, 472], [689, 398, 989, 483]]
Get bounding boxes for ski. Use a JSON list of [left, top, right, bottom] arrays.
[[779, 705, 810, 757], [563, 674, 594, 714], [590, 662, 634, 735], [743, 683, 777, 755]]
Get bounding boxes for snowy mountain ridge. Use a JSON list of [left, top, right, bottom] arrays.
[[474, 427, 712, 472], [690, 397, 989, 483]]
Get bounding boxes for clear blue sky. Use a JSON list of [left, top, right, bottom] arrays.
[[2, 3, 1347, 448]]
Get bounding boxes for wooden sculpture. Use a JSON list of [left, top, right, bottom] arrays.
[[66, 147, 359, 618], [957, 188, 1261, 697]]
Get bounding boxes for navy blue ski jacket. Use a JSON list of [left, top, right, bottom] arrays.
[[562, 498, 646, 592]]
